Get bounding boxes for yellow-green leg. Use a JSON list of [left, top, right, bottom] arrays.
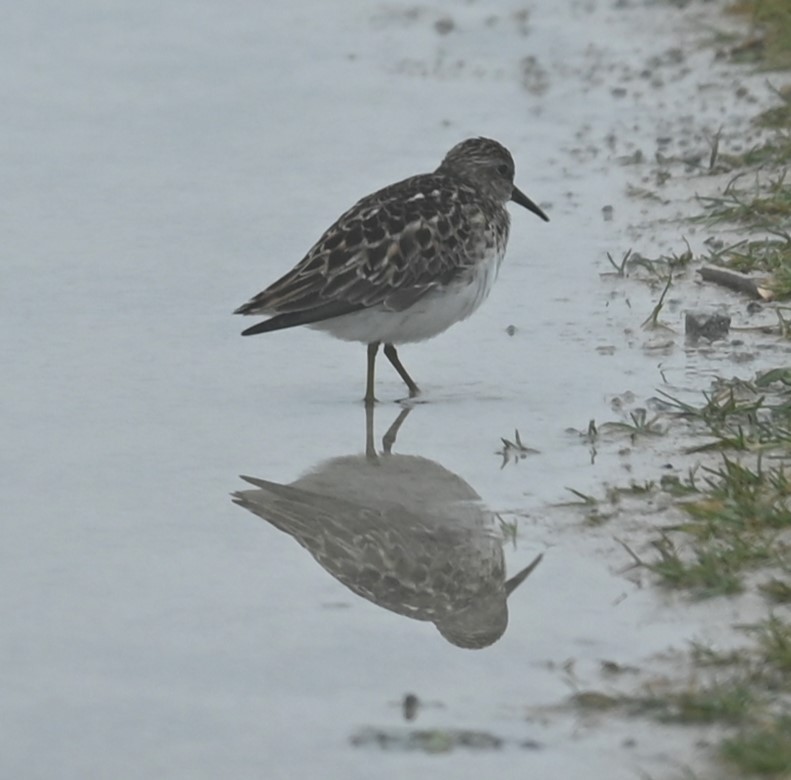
[[365, 342, 380, 405], [384, 343, 419, 398]]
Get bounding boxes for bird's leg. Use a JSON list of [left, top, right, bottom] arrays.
[[382, 406, 413, 454], [383, 343, 420, 398], [364, 399, 378, 460], [365, 342, 380, 406]]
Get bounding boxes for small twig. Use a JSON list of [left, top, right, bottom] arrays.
[[698, 266, 773, 301]]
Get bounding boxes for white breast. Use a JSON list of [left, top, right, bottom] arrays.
[[311, 245, 506, 345]]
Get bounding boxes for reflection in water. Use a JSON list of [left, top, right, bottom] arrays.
[[233, 406, 542, 649]]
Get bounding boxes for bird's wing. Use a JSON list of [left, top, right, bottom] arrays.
[[234, 174, 487, 321], [232, 474, 450, 572]]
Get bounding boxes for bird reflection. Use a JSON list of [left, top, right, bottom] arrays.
[[232, 405, 542, 649]]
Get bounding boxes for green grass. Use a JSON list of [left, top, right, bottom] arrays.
[[740, 139, 791, 166], [644, 532, 774, 598], [656, 684, 756, 725], [756, 85, 791, 128], [635, 453, 791, 596], [754, 614, 791, 678], [729, 0, 791, 70], [759, 576, 791, 602], [721, 717, 791, 776], [572, 681, 756, 725], [660, 380, 791, 452], [757, 103, 791, 130], [659, 383, 766, 427], [699, 172, 791, 226], [576, 7, 791, 772], [572, 6, 791, 774], [682, 458, 791, 531], [571, 618, 791, 775]]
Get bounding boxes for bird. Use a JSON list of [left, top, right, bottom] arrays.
[[232, 405, 543, 649], [234, 137, 549, 403]]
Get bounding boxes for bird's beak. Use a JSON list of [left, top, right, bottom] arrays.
[[504, 553, 544, 596], [511, 186, 549, 222]]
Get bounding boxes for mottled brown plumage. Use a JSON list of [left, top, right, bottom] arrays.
[[232, 407, 543, 648], [235, 137, 548, 401]]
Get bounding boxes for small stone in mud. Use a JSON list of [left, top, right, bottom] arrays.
[[602, 204, 614, 221], [434, 16, 454, 35], [681, 151, 705, 168], [403, 693, 420, 721], [618, 149, 644, 165], [505, 324, 517, 336], [601, 659, 639, 675], [685, 311, 731, 341], [519, 55, 549, 95]]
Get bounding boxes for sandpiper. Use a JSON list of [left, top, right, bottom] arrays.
[[232, 405, 544, 649], [235, 137, 549, 403]]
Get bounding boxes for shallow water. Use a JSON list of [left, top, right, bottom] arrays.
[[2, 1, 780, 778]]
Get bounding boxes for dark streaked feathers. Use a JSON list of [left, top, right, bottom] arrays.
[[234, 138, 548, 336], [234, 173, 499, 330]]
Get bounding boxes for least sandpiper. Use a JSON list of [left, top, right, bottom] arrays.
[[232, 405, 543, 648], [235, 137, 549, 403]]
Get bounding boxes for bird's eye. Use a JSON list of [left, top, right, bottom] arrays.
[[496, 163, 510, 176]]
